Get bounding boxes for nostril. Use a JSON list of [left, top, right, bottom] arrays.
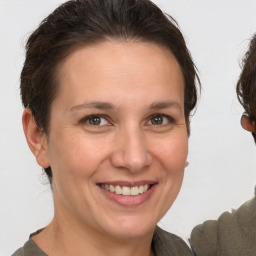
[[110, 131, 152, 171]]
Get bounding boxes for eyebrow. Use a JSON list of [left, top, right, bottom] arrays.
[[149, 100, 182, 111], [70, 100, 182, 112], [70, 102, 115, 111]]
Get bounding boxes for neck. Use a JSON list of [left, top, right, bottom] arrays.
[[33, 212, 155, 256]]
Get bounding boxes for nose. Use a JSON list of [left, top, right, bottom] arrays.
[[110, 126, 152, 173]]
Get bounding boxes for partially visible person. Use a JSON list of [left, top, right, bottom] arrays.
[[190, 34, 256, 256]]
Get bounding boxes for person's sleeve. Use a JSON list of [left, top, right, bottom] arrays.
[[153, 226, 194, 256], [190, 197, 256, 256], [190, 219, 218, 256]]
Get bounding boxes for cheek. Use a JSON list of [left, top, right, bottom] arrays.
[[153, 132, 188, 199], [153, 133, 188, 170], [152, 133, 188, 217], [48, 131, 110, 180]]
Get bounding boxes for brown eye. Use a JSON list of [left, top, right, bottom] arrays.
[[87, 116, 108, 126], [151, 115, 164, 125], [149, 114, 172, 126]]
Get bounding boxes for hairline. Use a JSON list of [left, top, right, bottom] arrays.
[[44, 36, 188, 134]]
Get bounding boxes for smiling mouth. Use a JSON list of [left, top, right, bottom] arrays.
[[99, 184, 152, 196]]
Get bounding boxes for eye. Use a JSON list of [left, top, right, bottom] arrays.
[[82, 115, 109, 126], [149, 114, 172, 125]]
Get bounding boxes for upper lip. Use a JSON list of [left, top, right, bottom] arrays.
[[97, 180, 157, 187]]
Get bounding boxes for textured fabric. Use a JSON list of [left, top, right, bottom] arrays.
[[190, 197, 256, 256], [12, 226, 193, 256], [11, 239, 47, 256], [153, 226, 193, 256]]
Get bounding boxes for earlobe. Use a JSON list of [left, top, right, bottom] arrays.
[[22, 108, 50, 168], [241, 115, 254, 132]]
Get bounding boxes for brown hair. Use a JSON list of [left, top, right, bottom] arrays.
[[21, 0, 200, 181], [237, 34, 256, 141]]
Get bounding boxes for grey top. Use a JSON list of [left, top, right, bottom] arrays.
[[190, 196, 256, 256], [12, 226, 193, 256]]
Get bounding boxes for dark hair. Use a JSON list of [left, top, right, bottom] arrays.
[[236, 34, 256, 142], [21, 0, 200, 182]]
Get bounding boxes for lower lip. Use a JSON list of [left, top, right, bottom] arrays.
[[99, 185, 156, 207]]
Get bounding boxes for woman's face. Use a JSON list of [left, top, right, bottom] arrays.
[[43, 41, 188, 239]]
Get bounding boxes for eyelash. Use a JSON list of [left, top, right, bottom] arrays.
[[79, 113, 175, 127]]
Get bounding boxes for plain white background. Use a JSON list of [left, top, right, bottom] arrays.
[[1, 0, 256, 255]]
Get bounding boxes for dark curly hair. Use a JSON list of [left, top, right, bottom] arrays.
[[236, 34, 256, 142], [21, 0, 200, 182]]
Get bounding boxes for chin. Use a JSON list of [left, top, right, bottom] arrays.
[[102, 215, 157, 240]]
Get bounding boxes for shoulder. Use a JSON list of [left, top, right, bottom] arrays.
[[190, 197, 256, 256], [153, 226, 193, 256], [11, 247, 24, 256], [11, 239, 47, 256]]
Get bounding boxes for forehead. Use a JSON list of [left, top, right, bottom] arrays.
[[54, 40, 185, 109]]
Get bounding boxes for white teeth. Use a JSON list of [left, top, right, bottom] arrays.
[[109, 185, 115, 192], [101, 184, 151, 196], [130, 186, 139, 195], [143, 184, 149, 192], [138, 185, 144, 194], [122, 186, 131, 196], [115, 185, 122, 194]]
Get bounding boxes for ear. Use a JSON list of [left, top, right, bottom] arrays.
[[241, 115, 254, 132], [22, 108, 50, 168]]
